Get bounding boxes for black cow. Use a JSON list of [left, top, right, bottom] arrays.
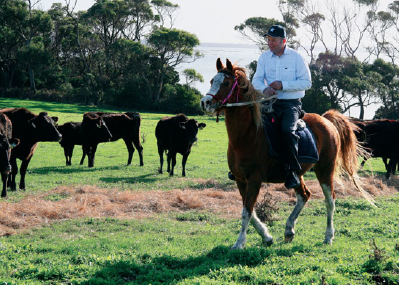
[[0, 113, 19, 197], [57, 122, 83, 166], [155, 114, 206, 176], [351, 118, 399, 178], [81, 112, 112, 167], [0, 108, 62, 190], [80, 112, 144, 167]]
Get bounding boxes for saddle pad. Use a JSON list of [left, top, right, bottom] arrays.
[[262, 115, 319, 164]]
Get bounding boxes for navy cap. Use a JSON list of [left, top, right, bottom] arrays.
[[264, 25, 286, 39]]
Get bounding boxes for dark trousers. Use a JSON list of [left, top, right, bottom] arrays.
[[273, 99, 302, 171]]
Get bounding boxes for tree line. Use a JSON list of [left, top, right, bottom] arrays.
[[237, 0, 399, 119], [2, 0, 399, 118], [0, 0, 204, 114]]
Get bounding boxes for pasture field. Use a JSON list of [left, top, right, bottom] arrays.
[[1, 197, 399, 284], [0, 98, 398, 284]]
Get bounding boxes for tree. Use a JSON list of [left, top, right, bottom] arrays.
[[234, 17, 290, 51], [311, 51, 350, 110], [182, 68, 203, 87], [340, 60, 381, 119], [0, 0, 53, 92], [125, 0, 154, 41], [147, 27, 200, 104], [367, 58, 399, 118], [151, 0, 179, 28]]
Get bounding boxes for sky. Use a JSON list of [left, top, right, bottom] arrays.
[[37, 0, 281, 44], [38, 0, 395, 44]]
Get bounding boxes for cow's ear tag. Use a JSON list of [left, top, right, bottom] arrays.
[[10, 138, 20, 148]]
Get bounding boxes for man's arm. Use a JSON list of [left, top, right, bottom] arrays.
[[252, 55, 268, 92]]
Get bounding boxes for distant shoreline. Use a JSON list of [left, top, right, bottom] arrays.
[[199, 42, 258, 49]]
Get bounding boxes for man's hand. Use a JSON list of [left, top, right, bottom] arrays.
[[269, 81, 282, 90], [263, 87, 276, 96]]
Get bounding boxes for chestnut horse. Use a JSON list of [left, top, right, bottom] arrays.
[[201, 58, 374, 249]]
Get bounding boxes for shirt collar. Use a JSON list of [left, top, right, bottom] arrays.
[[269, 46, 291, 58]]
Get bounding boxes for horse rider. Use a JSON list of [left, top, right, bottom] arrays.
[[251, 24, 312, 189]]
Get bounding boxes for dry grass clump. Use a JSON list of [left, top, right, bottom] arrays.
[[255, 191, 280, 224], [0, 176, 397, 236]]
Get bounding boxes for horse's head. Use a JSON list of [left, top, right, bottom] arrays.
[[201, 58, 241, 113]]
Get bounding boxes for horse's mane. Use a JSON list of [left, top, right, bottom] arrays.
[[231, 64, 263, 129]]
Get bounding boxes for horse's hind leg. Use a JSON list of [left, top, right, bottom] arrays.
[[285, 177, 311, 242], [320, 183, 335, 245]]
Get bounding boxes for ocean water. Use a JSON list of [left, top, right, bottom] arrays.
[[178, 43, 378, 119], [177, 43, 261, 95]]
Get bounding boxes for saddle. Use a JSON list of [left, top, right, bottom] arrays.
[[262, 112, 319, 164]]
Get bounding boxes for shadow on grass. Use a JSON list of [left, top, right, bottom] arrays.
[[99, 173, 160, 184], [29, 165, 124, 174], [79, 245, 311, 284]]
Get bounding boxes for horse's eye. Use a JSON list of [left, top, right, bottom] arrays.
[[224, 81, 229, 86]]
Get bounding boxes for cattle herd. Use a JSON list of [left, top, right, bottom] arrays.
[[0, 108, 206, 198], [0, 107, 397, 199]]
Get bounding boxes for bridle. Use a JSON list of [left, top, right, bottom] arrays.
[[206, 74, 240, 106], [205, 72, 278, 121]]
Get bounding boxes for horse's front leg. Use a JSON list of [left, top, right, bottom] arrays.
[[251, 210, 274, 246], [232, 179, 271, 249], [285, 177, 310, 242]]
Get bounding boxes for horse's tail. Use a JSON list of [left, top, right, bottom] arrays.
[[322, 109, 376, 206]]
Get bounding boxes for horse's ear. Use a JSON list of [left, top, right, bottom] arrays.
[[226, 59, 233, 72], [216, 58, 223, 71]]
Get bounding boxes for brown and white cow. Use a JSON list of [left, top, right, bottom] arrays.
[[80, 112, 143, 167], [155, 114, 206, 176], [0, 113, 19, 197], [0, 108, 61, 191]]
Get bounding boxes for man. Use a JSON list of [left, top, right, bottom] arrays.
[[252, 24, 311, 189]]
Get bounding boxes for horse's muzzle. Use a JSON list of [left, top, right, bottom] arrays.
[[201, 99, 216, 113]]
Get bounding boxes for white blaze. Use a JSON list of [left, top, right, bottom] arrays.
[[201, 73, 225, 112]]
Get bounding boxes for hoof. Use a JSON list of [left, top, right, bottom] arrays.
[[284, 234, 295, 243], [263, 238, 274, 247], [231, 244, 244, 250], [323, 239, 333, 245]]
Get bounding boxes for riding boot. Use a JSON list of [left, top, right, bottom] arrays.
[[285, 169, 300, 189]]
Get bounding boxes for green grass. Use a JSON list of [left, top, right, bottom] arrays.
[[1, 196, 399, 284], [1, 98, 398, 284]]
